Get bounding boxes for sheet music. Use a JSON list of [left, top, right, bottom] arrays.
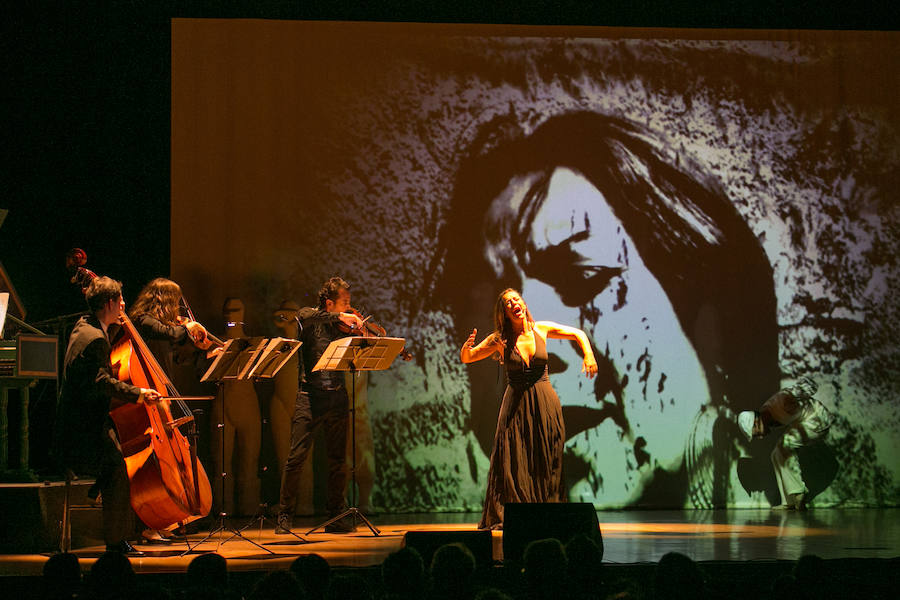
[[235, 338, 269, 380], [246, 336, 301, 378], [200, 337, 301, 382], [312, 336, 405, 372], [200, 337, 267, 382], [0, 292, 8, 337]]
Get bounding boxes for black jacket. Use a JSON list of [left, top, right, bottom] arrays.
[[54, 314, 143, 472], [132, 313, 190, 377], [297, 307, 348, 391]]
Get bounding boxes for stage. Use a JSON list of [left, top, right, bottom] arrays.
[[1, 508, 897, 576]]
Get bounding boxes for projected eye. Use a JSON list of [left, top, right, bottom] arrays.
[[565, 264, 625, 307], [522, 238, 623, 307]]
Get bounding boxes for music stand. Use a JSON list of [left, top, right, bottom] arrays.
[[187, 336, 302, 553], [220, 337, 307, 545], [306, 336, 405, 536]]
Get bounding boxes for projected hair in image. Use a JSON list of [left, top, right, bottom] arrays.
[[434, 112, 781, 508]]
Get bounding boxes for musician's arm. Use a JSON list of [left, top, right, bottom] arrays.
[[298, 307, 362, 332], [135, 313, 189, 344], [86, 338, 144, 404]]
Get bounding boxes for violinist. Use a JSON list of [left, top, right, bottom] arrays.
[[128, 278, 215, 375], [53, 276, 163, 556], [126, 277, 215, 541], [275, 276, 366, 535]]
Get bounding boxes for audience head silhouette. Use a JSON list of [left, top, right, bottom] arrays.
[[247, 570, 304, 600], [186, 552, 228, 591], [653, 552, 706, 600], [325, 574, 373, 600], [429, 543, 476, 600], [41, 552, 81, 600], [381, 546, 425, 600], [290, 553, 331, 600], [88, 551, 136, 600], [565, 533, 604, 598], [523, 538, 568, 600]]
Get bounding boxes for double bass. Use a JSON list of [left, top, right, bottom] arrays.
[[69, 255, 212, 530]]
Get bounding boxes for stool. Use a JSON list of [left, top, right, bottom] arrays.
[[59, 470, 100, 553]]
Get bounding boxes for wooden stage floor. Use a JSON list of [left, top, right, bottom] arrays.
[[1, 508, 898, 577]]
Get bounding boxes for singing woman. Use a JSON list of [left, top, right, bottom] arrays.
[[459, 288, 597, 529]]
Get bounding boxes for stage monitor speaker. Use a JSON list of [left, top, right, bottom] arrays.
[[502, 502, 601, 563], [403, 529, 493, 568]]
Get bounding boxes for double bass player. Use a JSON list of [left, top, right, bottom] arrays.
[[54, 276, 163, 556]]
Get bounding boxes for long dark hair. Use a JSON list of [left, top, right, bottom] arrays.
[[129, 278, 182, 326], [435, 111, 779, 413], [491, 288, 534, 350]]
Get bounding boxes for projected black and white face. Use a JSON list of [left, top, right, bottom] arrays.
[[484, 167, 709, 506]]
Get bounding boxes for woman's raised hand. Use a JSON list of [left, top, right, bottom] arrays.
[[460, 328, 479, 363], [582, 355, 598, 378], [465, 328, 477, 348]]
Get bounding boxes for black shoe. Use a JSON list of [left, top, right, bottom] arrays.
[[141, 529, 174, 544], [158, 526, 187, 541], [324, 516, 355, 534], [106, 541, 145, 557], [274, 513, 292, 535], [172, 522, 201, 536]]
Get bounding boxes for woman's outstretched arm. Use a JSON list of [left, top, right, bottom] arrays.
[[535, 320, 598, 378], [459, 328, 502, 364]]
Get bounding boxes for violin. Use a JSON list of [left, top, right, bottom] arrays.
[[178, 296, 226, 350], [339, 307, 414, 361]]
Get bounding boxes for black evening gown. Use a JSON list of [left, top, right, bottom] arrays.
[[479, 332, 566, 529]]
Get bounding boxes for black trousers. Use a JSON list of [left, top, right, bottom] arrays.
[[98, 420, 136, 545], [67, 419, 135, 546], [279, 386, 349, 516]]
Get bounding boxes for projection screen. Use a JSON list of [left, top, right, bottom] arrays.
[[172, 20, 899, 511]]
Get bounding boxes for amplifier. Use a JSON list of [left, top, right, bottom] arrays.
[[0, 334, 58, 378]]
